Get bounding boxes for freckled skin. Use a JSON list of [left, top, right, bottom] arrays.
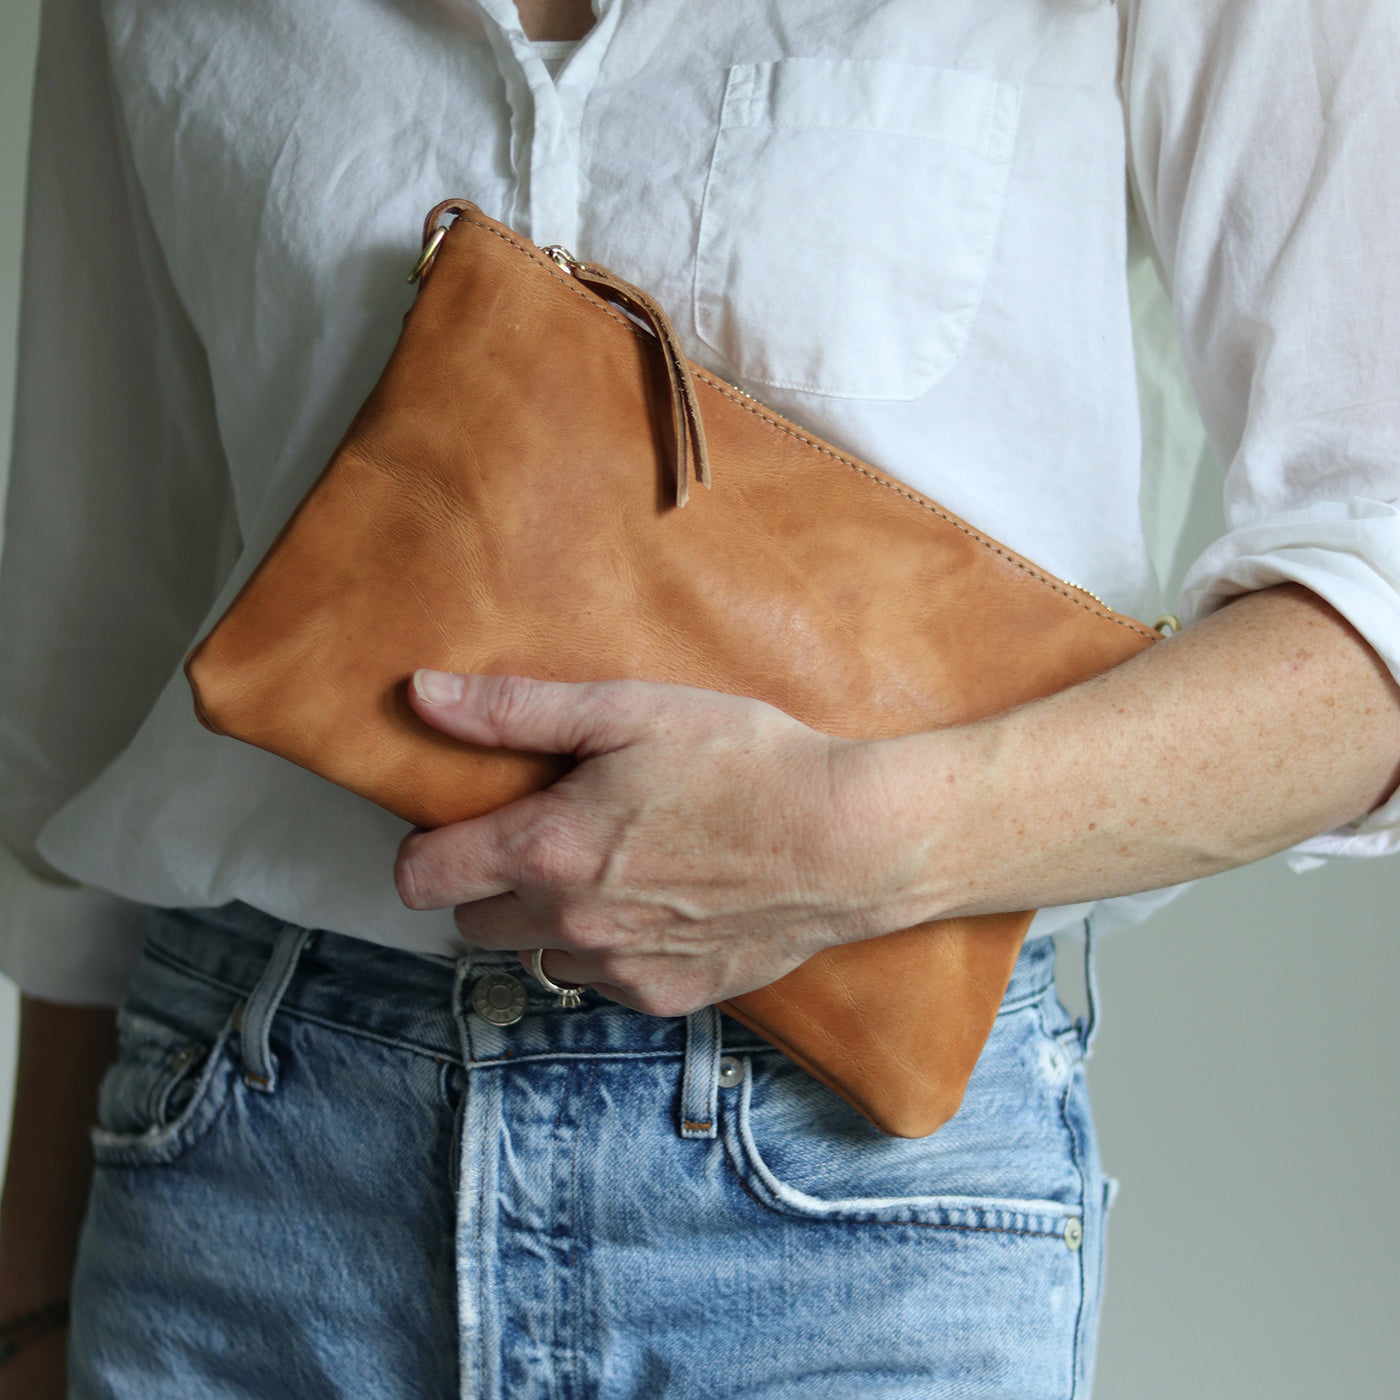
[[396, 585, 1400, 1012]]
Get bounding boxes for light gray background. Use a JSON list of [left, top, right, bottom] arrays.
[[1, 4, 1397, 1394]]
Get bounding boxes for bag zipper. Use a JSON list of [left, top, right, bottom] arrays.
[[412, 214, 1166, 638]]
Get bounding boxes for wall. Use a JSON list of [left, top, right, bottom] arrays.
[[1, 3, 1397, 1393], [0, 0, 41, 1177]]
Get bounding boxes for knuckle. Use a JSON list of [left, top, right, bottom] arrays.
[[602, 677, 644, 710], [514, 815, 596, 890], [574, 918, 617, 955], [483, 674, 538, 736], [394, 854, 425, 908], [518, 832, 579, 887], [551, 908, 600, 953]]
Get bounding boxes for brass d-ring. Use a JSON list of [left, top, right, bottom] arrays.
[[407, 225, 447, 285]]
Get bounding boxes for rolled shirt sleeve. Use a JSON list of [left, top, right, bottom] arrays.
[[0, 0, 238, 1002], [1123, 0, 1400, 858]]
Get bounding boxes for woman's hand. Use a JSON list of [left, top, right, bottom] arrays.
[[393, 588, 1400, 1013], [393, 671, 913, 1015]]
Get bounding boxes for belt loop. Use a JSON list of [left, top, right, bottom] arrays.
[[1078, 914, 1100, 1056], [239, 922, 312, 1093], [679, 1005, 722, 1140]]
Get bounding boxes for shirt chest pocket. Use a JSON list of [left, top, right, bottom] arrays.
[[693, 58, 1020, 401]]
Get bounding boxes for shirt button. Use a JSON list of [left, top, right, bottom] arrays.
[[717, 1055, 743, 1089], [1064, 1218, 1084, 1251], [471, 971, 527, 1026]]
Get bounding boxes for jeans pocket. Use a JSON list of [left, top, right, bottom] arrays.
[[720, 1035, 1082, 1242], [91, 1006, 238, 1168]]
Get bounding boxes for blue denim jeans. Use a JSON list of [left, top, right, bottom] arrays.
[[70, 901, 1111, 1398]]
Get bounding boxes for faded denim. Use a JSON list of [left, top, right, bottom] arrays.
[[70, 900, 1111, 1398]]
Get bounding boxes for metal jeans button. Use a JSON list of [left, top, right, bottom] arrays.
[[717, 1055, 743, 1089], [470, 971, 527, 1026]]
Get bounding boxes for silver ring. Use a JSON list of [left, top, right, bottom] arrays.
[[527, 948, 585, 1008]]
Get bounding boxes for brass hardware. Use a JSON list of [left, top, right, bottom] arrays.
[[470, 971, 528, 1026], [408, 226, 448, 284], [1153, 613, 1181, 637], [541, 244, 583, 274]]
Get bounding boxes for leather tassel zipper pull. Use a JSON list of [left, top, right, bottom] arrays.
[[543, 246, 711, 508]]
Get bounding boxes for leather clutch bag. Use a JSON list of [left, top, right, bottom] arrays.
[[184, 199, 1161, 1137]]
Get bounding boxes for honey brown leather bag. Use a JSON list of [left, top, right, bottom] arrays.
[[184, 200, 1161, 1138]]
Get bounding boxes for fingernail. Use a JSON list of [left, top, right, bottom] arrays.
[[413, 669, 463, 705]]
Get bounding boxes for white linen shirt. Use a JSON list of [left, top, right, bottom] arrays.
[[3, 0, 1398, 1003]]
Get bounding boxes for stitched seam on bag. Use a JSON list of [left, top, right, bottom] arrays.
[[452, 211, 1158, 645], [696, 373, 1157, 641]]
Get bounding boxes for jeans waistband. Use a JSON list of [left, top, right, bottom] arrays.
[[130, 900, 1060, 1069]]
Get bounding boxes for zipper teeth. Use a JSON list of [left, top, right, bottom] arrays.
[[537, 237, 1129, 625]]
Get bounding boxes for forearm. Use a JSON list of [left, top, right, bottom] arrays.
[[878, 583, 1400, 923], [394, 581, 1400, 1015], [0, 996, 116, 1312]]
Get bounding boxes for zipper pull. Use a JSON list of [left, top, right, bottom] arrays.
[[542, 244, 583, 274], [540, 246, 710, 508]]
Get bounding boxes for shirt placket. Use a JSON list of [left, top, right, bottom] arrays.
[[472, 0, 621, 249]]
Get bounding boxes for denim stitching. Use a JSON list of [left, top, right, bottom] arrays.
[[446, 1070, 465, 1198], [149, 931, 1057, 1040], [1058, 1059, 1090, 1398], [721, 1068, 1078, 1236], [727, 1166, 1074, 1239], [1037, 986, 1086, 1069], [142, 943, 466, 1061], [249, 1006, 456, 1061], [475, 1069, 490, 1400], [146, 940, 778, 1067], [469, 1048, 698, 1070], [570, 1062, 599, 1400], [91, 1035, 238, 1172], [547, 1060, 574, 1400], [143, 940, 261, 992], [92, 1086, 236, 1173], [998, 977, 1058, 1017], [237, 924, 311, 1091]]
